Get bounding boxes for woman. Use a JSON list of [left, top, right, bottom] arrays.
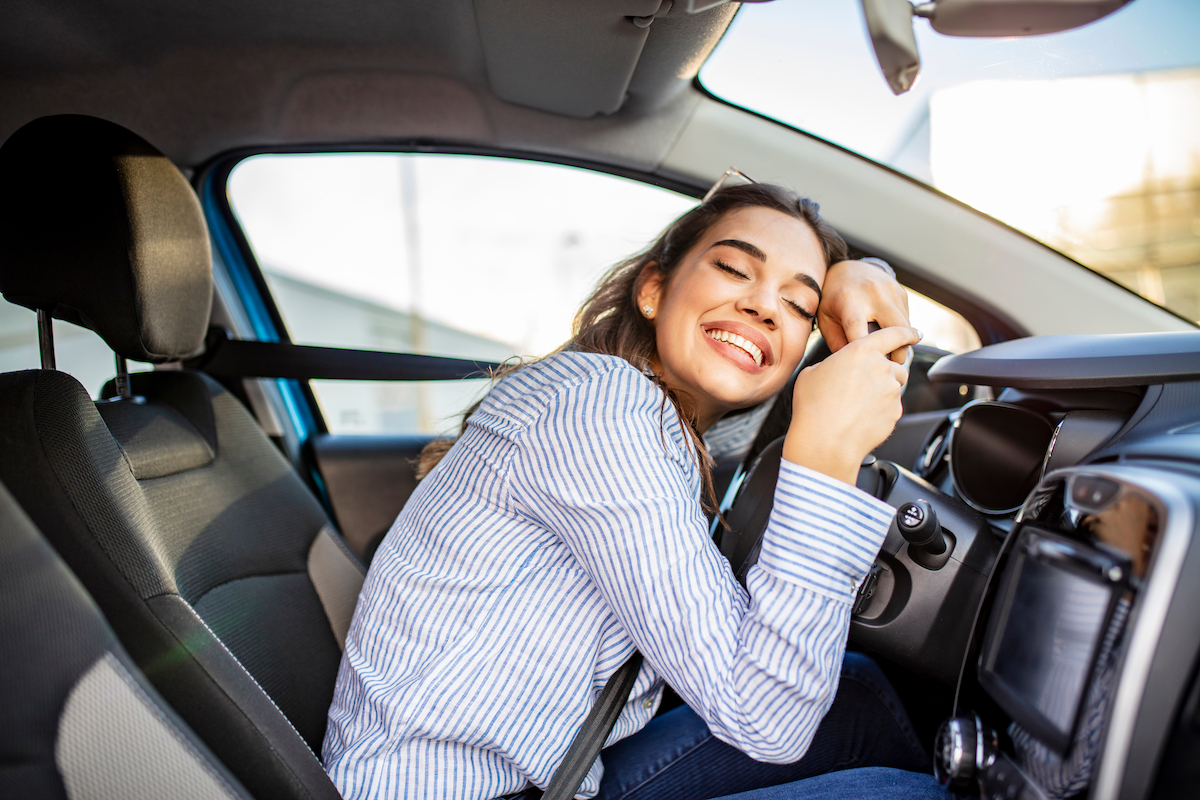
[[323, 182, 945, 800]]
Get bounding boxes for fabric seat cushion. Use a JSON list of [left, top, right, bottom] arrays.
[[0, 367, 350, 799]]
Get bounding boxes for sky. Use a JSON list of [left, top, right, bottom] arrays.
[[701, 0, 1200, 166]]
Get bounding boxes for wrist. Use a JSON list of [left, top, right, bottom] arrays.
[[782, 425, 860, 486]]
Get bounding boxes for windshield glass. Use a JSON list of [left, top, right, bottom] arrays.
[[701, 0, 1200, 325]]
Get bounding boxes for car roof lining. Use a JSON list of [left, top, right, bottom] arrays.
[[0, 0, 736, 168]]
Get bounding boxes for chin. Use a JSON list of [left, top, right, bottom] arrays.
[[702, 378, 777, 412]]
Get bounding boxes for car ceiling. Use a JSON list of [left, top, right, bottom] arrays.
[[0, 0, 737, 170], [4, 0, 1192, 340]]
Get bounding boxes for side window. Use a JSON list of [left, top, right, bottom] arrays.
[[906, 289, 981, 355], [227, 154, 694, 435], [904, 288, 983, 413]]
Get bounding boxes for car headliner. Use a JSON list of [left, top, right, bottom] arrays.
[[0, 0, 1191, 338], [0, 0, 736, 170]]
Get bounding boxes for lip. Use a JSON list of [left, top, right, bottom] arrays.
[[701, 320, 774, 369]]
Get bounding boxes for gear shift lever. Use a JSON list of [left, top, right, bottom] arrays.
[[895, 500, 953, 569]]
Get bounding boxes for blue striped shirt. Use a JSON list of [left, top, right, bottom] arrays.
[[322, 352, 895, 800]]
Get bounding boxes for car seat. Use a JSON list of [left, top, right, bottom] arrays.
[[0, 115, 360, 800], [0, 479, 255, 800]]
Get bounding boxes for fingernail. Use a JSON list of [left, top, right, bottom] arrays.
[[916, 329, 924, 341]]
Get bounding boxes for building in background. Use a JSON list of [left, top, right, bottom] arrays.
[[264, 269, 518, 435], [926, 67, 1200, 324]]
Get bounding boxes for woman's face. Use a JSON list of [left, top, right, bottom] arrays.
[[639, 206, 827, 431]]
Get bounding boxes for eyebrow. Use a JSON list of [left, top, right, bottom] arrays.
[[711, 238, 823, 303], [712, 238, 767, 262], [796, 273, 823, 304]]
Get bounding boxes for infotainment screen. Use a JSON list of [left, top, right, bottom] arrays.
[[978, 527, 1130, 753]]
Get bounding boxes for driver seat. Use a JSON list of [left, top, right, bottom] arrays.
[[0, 115, 362, 800]]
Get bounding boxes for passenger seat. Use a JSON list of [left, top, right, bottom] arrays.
[[0, 479, 253, 800], [0, 115, 361, 800]]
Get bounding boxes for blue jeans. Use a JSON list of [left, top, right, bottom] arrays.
[[592, 653, 945, 800]]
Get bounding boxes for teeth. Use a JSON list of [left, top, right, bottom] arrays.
[[706, 329, 763, 366]]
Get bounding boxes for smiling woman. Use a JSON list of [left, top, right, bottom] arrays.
[[323, 182, 937, 800], [637, 207, 830, 430]]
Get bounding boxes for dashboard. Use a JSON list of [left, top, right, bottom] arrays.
[[718, 330, 1200, 800]]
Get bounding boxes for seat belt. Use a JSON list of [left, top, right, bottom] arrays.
[[529, 652, 644, 800], [193, 328, 499, 382]]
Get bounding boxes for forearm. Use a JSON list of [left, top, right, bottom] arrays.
[[668, 462, 894, 761]]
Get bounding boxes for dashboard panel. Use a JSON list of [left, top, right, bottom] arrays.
[[720, 329, 1200, 800]]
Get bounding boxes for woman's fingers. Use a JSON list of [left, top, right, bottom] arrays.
[[860, 325, 922, 360], [783, 326, 922, 484]]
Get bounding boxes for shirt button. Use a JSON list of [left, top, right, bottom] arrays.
[[643, 698, 654, 710]]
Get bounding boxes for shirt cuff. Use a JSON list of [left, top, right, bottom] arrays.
[[755, 460, 894, 602], [859, 257, 896, 279]]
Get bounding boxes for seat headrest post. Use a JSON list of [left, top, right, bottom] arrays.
[[37, 309, 56, 371], [114, 355, 132, 400]]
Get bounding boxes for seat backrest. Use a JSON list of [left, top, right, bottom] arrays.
[[0, 478, 253, 800], [0, 115, 362, 800]]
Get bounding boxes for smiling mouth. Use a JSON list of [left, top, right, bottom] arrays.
[[705, 328, 764, 366]]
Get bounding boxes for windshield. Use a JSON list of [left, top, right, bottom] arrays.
[[701, 0, 1200, 325]]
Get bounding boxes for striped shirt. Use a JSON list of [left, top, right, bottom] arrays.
[[322, 352, 895, 800]]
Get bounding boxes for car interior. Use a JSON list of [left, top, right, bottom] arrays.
[[1, 2, 1199, 800]]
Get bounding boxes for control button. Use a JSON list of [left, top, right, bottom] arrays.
[[901, 502, 925, 529], [935, 715, 999, 794], [934, 716, 976, 791], [852, 563, 884, 617], [1070, 476, 1120, 510]]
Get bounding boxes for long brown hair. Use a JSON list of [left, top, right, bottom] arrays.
[[417, 183, 848, 512]]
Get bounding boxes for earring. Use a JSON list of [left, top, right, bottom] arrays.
[[642, 305, 654, 317]]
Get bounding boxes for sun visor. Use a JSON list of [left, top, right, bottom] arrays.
[[473, 0, 673, 118]]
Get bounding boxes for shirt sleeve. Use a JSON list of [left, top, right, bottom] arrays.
[[510, 364, 894, 763]]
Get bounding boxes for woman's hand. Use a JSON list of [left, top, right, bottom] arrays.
[[783, 326, 922, 485], [818, 260, 911, 363]]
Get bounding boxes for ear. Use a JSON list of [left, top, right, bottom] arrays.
[[636, 262, 664, 320]]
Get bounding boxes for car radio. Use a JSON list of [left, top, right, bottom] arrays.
[[978, 525, 1132, 755], [937, 465, 1199, 800]]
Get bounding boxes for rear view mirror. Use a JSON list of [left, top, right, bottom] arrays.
[[860, 0, 1133, 95], [862, 0, 922, 95]]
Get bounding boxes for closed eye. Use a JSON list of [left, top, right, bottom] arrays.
[[714, 258, 749, 280], [786, 298, 816, 323]]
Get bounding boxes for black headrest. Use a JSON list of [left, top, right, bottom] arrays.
[[0, 115, 212, 363]]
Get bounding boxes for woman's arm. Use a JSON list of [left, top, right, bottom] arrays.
[[510, 362, 894, 763]]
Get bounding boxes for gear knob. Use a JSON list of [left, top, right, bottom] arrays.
[[897, 500, 944, 552], [895, 500, 953, 569]]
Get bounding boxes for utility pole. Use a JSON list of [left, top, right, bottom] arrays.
[[400, 157, 432, 432]]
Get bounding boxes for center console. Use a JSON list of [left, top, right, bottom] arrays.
[[939, 465, 1200, 800]]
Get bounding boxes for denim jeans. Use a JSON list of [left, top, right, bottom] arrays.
[[591, 653, 943, 800]]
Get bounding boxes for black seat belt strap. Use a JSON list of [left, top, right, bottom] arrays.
[[529, 652, 644, 800], [193, 329, 499, 382]]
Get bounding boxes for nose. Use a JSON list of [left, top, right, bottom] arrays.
[[735, 286, 780, 329]]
